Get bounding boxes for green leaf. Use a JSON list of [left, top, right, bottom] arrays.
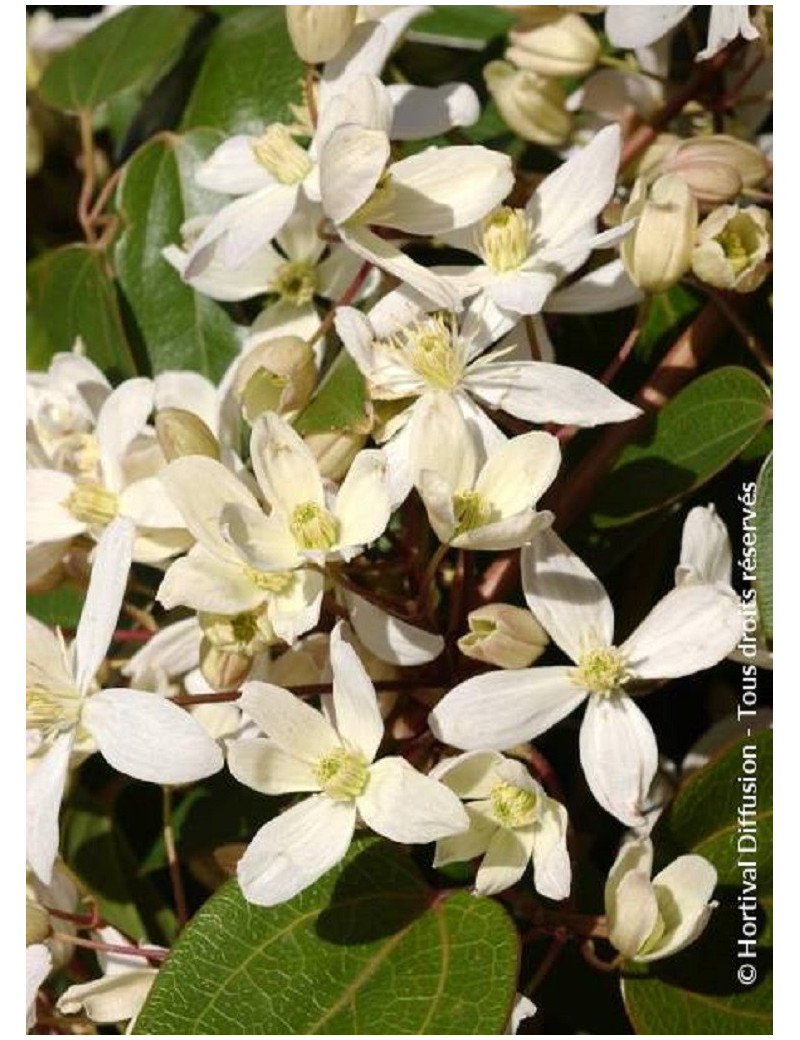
[[61, 790, 177, 945], [622, 731, 772, 1034], [295, 350, 369, 434], [180, 7, 302, 134], [135, 837, 519, 1034], [591, 367, 771, 527], [115, 131, 241, 381], [26, 583, 84, 628], [755, 454, 773, 639], [39, 6, 198, 112], [412, 6, 515, 45], [27, 245, 137, 379]]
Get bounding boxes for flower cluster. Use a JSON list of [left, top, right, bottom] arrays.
[[26, 5, 772, 1033]]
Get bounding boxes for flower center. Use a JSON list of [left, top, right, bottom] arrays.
[[252, 125, 312, 185], [290, 502, 340, 551], [481, 207, 531, 273], [26, 682, 81, 738], [272, 259, 317, 306], [715, 216, 759, 274], [200, 608, 274, 654], [315, 748, 369, 801], [572, 646, 630, 696], [490, 780, 538, 828], [64, 482, 119, 527], [381, 315, 464, 391], [453, 490, 494, 536]]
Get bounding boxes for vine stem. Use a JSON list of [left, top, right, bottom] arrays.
[[524, 931, 568, 997], [169, 679, 434, 707], [163, 786, 187, 932], [304, 63, 318, 128], [51, 932, 167, 964], [77, 109, 97, 245]]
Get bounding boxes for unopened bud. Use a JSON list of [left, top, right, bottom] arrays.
[[669, 136, 768, 190], [235, 336, 316, 422], [691, 205, 772, 293], [621, 174, 698, 293], [507, 14, 600, 77], [26, 898, 50, 946], [459, 604, 548, 669], [156, 408, 220, 462], [303, 428, 367, 481], [200, 609, 274, 656], [199, 641, 253, 692], [484, 60, 572, 146], [286, 5, 358, 64]]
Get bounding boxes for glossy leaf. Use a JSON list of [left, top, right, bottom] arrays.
[[592, 367, 772, 527], [38, 6, 198, 112], [295, 350, 370, 434], [134, 837, 519, 1034], [623, 731, 772, 1034], [26, 246, 137, 379], [412, 6, 516, 44], [755, 454, 773, 639], [115, 131, 241, 381], [26, 584, 84, 628], [180, 7, 302, 134]]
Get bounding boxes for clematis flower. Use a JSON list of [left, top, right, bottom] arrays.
[[410, 392, 560, 550], [605, 5, 758, 62], [605, 837, 717, 961], [26, 516, 224, 884], [336, 289, 640, 501], [228, 622, 468, 906], [431, 751, 570, 899], [428, 527, 742, 827], [436, 125, 633, 317]]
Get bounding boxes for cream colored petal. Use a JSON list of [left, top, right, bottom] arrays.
[[433, 805, 498, 868], [95, 378, 154, 491], [357, 757, 469, 843], [531, 797, 571, 901], [156, 545, 264, 614], [240, 681, 339, 762], [267, 567, 325, 646], [27, 469, 84, 542], [341, 589, 444, 666], [250, 412, 324, 515], [26, 732, 74, 884], [320, 124, 390, 226], [408, 391, 476, 493], [645, 855, 718, 960], [119, 477, 186, 530], [474, 827, 531, 895], [56, 969, 156, 1024], [675, 504, 733, 587], [608, 869, 659, 958], [430, 750, 506, 799], [475, 431, 560, 518], [330, 622, 384, 762], [335, 449, 391, 549], [227, 737, 321, 795]]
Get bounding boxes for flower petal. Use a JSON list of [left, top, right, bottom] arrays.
[[227, 737, 321, 795], [74, 516, 135, 694], [320, 124, 389, 226], [675, 504, 733, 587], [239, 680, 339, 762], [476, 431, 560, 518], [57, 969, 157, 1024], [119, 477, 185, 529], [329, 622, 384, 762], [27, 945, 53, 1029], [250, 413, 324, 515], [268, 568, 325, 646], [195, 135, 276, 194], [452, 510, 552, 552], [95, 378, 154, 491], [358, 757, 468, 843], [608, 869, 659, 958], [388, 83, 480, 139], [122, 617, 201, 686], [26, 732, 74, 884], [546, 258, 643, 314], [622, 584, 742, 680], [522, 527, 614, 663], [474, 827, 532, 895], [697, 5, 758, 61], [27, 469, 85, 542], [157, 544, 264, 614], [605, 6, 691, 51], [579, 695, 658, 827], [237, 795, 357, 906], [335, 450, 391, 549], [83, 689, 223, 783], [464, 360, 641, 426], [428, 666, 585, 751], [647, 855, 718, 960], [341, 589, 444, 666], [409, 391, 477, 492], [433, 805, 498, 868], [531, 797, 571, 901], [430, 750, 506, 798], [485, 270, 557, 315]]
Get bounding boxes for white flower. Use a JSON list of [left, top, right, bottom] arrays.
[[27, 377, 192, 568], [411, 392, 560, 550], [605, 837, 717, 961], [228, 622, 468, 906], [316, 74, 514, 307], [437, 125, 632, 317], [432, 751, 570, 899], [56, 926, 161, 1028], [26, 517, 224, 884], [605, 5, 758, 62], [428, 527, 742, 827], [336, 290, 640, 502], [340, 588, 445, 666], [26, 943, 52, 1031], [507, 994, 537, 1034]]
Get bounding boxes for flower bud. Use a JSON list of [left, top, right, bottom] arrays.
[[26, 897, 50, 946], [507, 14, 600, 77], [621, 174, 698, 293], [691, 205, 772, 293], [484, 60, 572, 146], [668, 135, 768, 190], [286, 5, 358, 64], [235, 336, 316, 422], [303, 428, 368, 481], [459, 604, 549, 669], [199, 642, 253, 692], [156, 408, 220, 462]]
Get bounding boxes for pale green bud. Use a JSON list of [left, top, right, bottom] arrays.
[[156, 408, 220, 462], [199, 641, 253, 692], [484, 60, 572, 146], [459, 604, 549, 669], [691, 205, 772, 293], [507, 14, 600, 77], [621, 175, 698, 294], [235, 336, 316, 422], [303, 429, 367, 482], [286, 5, 358, 64]]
